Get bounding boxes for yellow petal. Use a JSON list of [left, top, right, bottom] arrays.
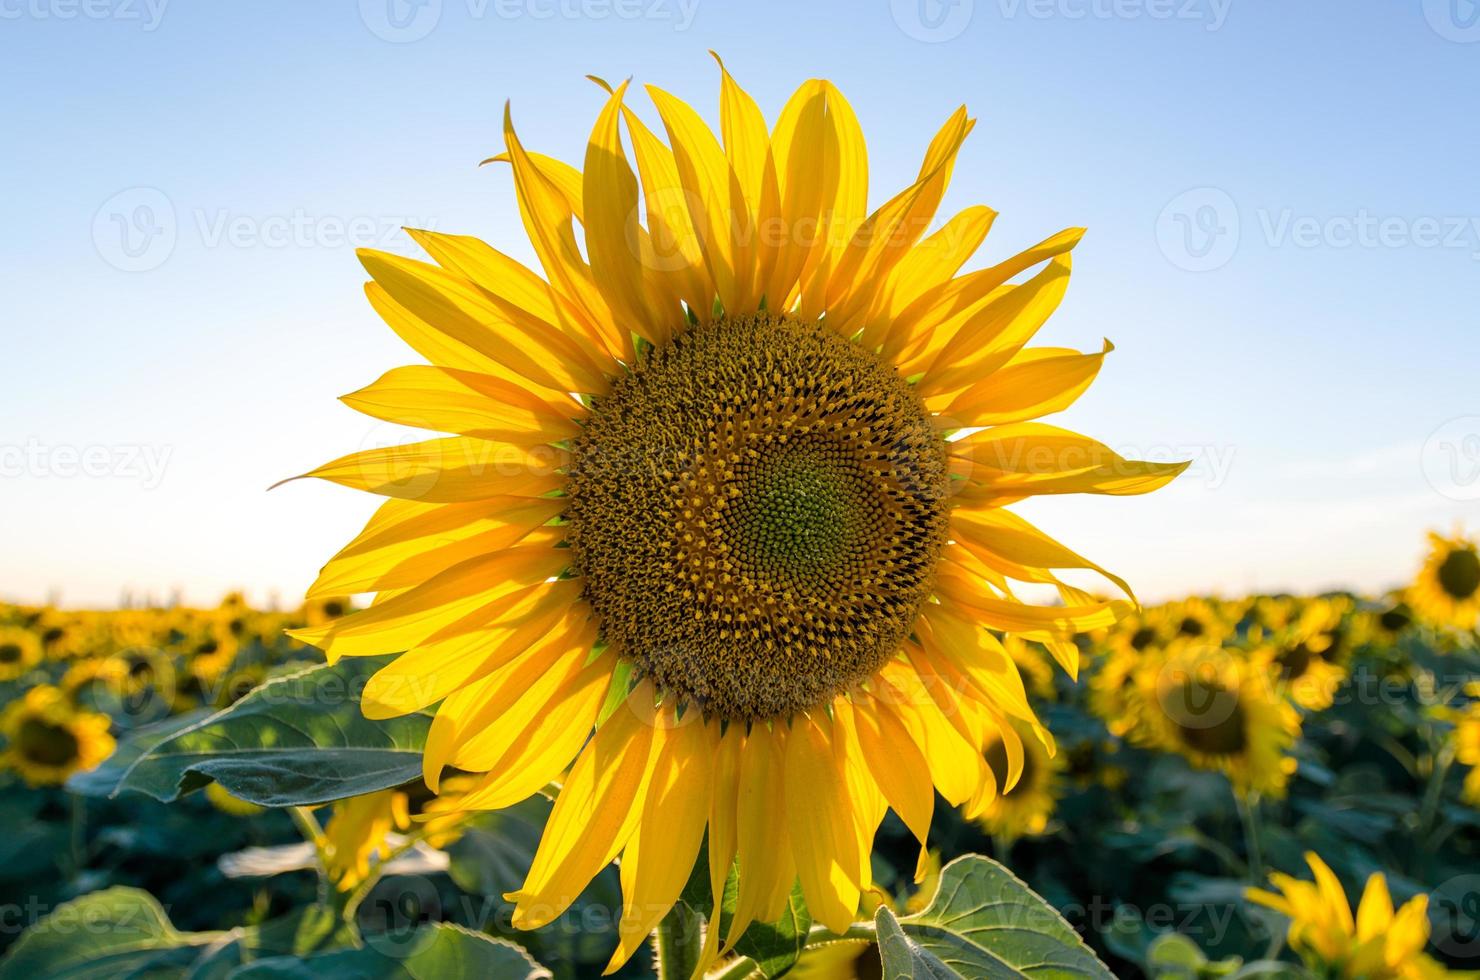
[[647, 84, 751, 315], [887, 226, 1083, 364], [785, 712, 862, 935], [763, 80, 829, 313], [858, 205, 996, 351], [446, 640, 613, 811], [825, 107, 972, 331], [407, 228, 615, 363], [618, 104, 714, 319], [728, 725, 795, 948], [948, 422, 1189, 505], [342, 365, 581, 445], [359, 578, 584, 718], [950, 507, 1134, 604], [584, 81, 673, 349], [360, 248, 611, 394], [307, 496, 562, 599], [289, 543, 569, 661], [796, 82, 866, 322], [943, 340, 1113, 426], [910, 254, 1072, 391], [288, 436, 566, 503], [606, 713, 716, 974], [510, 682, 661, 929]]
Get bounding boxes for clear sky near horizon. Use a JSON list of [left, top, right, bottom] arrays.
[[2, 0, 1478, 608]]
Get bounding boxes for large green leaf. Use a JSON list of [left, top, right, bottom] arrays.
[[0, 886, 226, 980], [228, 923, 550, 979], [111, 657, 431, 807], [876, 854, 1114, 979], [65, 708, 213, 798]]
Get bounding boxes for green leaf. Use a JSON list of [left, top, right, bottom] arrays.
[[0, 886, 226, 980], [228, 923, 551, 979], [111, 657, 432, 807], [877, 854, 1114, 979], [734, 881, 810, 978], [65, 708, 214, 798]]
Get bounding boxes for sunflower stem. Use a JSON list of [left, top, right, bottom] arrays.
[[1236, 792, 1265, 883], [1417, 739, 1456, 850], [654, 902, 704, 980]]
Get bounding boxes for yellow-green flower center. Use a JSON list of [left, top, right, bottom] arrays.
[[1437, 547, 1480, 601], [567, 314, 949, 721]]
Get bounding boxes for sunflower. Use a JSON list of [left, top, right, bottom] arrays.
[[1255, 597, 1351, 712], [0, 626, 42, 682], [286, 59, 1184, 969], [1457, 684, 1480, 806], [0, 684, 115, 787], [975, 721, 1064, 841], [1409, 531, 1480, 630], [206, 781, 267, 817], [1248, 853, 1472, 979], [1137, 645, 1299, 798], [322, 788, 412, 891]]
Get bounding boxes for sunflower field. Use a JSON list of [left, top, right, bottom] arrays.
[[1, 530, 1478, 979]]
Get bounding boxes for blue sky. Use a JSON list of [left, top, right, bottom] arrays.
[[2, 0, 1477, 607]]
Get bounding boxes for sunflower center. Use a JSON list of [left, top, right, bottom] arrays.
[[17, 718, 80, 768], [0, 643, 22, 664], [567, 314, 949, 721], [1166, 676, 1248, 756], [1437, 547, 1480, 600]]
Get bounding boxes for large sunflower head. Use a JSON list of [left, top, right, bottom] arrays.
[[1409, 531, 1480, 631], [0, 625, 43, 683], [286, 59, 1185, 970], [0, 684, 116, 787], [1138, 644, 1299, 798]]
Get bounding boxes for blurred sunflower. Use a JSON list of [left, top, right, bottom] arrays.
[[0, 684, 115, 787], [206, 781, 266, 817], [1259, 597, 1351, 712], [1139, 646, 1299, 798], [287, 59, 1184, 967], [323, 788, 412, 891], [975, 722, 1064, 842], [1457, 684, 1480, 806], [1409, 531, 1480, 630], [1248, 853, 1472, 979], [0, 626, 42, 682]]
